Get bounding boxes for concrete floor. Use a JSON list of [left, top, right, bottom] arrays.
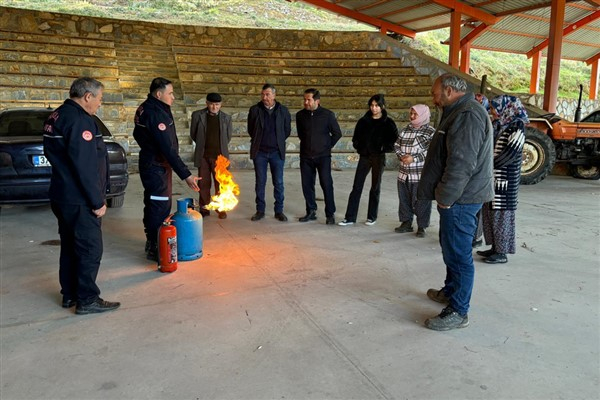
[[1, 170, 599, 400]]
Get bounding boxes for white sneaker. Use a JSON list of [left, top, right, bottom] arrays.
[[365, 219, 377, 226], [338, 219, 354, 226]]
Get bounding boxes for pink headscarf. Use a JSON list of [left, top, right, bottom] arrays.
[[409, 104, 431, 128]]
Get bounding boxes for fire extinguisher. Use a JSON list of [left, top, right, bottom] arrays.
[[158, 219, 177, 273]]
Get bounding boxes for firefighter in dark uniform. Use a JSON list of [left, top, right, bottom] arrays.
[[43, 77, 120, 315], [133, 77, 199, 260]]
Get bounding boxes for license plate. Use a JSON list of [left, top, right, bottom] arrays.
[[32, 155, 51, 167]]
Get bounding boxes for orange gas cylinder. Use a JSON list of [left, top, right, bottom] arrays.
[[158, 220, 177, 273]]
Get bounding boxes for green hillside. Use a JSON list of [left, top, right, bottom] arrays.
[[4, 0, 591, 98]]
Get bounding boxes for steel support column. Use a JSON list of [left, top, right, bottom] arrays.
[[530, 51, 541, 94], [449, 11, 461, 68], [460, 43, 470, 73], [591, 60, 598, 100], [543, 0, 566, 113]]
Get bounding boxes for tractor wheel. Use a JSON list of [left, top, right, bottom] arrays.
[[521, 127, 556, 185], [571, 165, 600, 180]]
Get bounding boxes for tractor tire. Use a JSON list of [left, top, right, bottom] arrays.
[[571, 165, 600, 180], [107, 194, 125, 208], [520, 127, 556, 185]]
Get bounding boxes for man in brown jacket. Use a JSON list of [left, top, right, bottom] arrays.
[[189, 93, 233, 219]]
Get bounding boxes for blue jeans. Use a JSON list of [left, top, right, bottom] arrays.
[[253, 150, 285, 213], [438, 203, 482, 315]]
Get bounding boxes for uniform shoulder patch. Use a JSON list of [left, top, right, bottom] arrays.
[[82, 130, 93, 141], [158, 123, 167, 131]]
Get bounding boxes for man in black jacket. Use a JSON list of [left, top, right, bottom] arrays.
[[247, 83, 291, 222], [418, 73, 494, 331], [133, 77, 199, 260], [296, 88, 342, 224], [43, 77, 120, 315]]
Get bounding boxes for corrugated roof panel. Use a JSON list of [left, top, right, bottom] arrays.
[[388, 3, 449, 25], [357, 1, 425, 18], [334, 0, 374, 10], [402, 14, 453, 32], [479, 0, 548, 14], [474, 31, 541, 54], [496, 15, 549, 36]]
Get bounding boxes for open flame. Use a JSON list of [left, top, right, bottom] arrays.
[[205, 155, 240, 212]]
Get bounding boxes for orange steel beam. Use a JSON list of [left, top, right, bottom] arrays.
[[590, 59, 598, 100], [449, 10, 462, 67], [431, 0, 499, 25], [296, 0, 416, 38], [460, 23, 490, 47], [526, 10, 600, 58], [530, 51, 542, 94], [543, 0, 566, 113], [587, 52, 600, 65]]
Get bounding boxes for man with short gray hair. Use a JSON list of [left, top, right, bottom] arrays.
[[44, 77, 120, 315], [418, 73, 494, 331]]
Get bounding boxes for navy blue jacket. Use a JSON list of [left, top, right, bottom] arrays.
[[43, 99, 108, 209], [133, 95, 191, 180], [247, 101, 291, 160], [296, 106, 342, 159]]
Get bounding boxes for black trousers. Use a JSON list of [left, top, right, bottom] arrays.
[[343, 154, 385, 222], [140, 164, 172, 246], [51, 202, 102, 304], [300, 155, 335, 217], [198, 157, 219, 207]]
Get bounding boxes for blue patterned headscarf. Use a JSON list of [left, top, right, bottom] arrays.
[[490, 95, 529, 130]]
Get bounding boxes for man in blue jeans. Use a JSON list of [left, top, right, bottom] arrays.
[[247, 84, 291, 222], [418, 73, 494, 331]]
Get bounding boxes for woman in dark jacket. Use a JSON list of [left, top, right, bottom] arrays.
[[338, 94, 398, 226], [477, 95, 528, 264]]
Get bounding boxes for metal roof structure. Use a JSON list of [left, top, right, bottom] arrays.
[[297, 0, 600, 106], [297, 0, 599, 63]]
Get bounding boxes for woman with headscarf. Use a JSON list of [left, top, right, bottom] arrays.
[[477, 95, 528, 264], [338, 94, 398, 226], [394, 104, 435, 237]]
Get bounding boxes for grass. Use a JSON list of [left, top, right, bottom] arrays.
[[3, 0, 591, 98]]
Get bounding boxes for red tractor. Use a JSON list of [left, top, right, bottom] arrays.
[[523, 108, 600, 184]]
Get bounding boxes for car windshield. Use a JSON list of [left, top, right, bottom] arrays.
[[0, 110, 110, 137]]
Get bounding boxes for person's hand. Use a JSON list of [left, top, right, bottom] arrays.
[[437, 203, 451, 209], [93, 204, 107, 218], [185, 175, 201, 192], [401, 154, 414, 164]]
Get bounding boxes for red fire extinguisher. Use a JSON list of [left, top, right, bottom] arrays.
[[158, 219, 178, 273]]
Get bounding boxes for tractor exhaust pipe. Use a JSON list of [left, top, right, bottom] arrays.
[[574, 84, 583, 122]]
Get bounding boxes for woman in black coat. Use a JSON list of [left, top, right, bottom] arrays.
[[338, 94, 398, 226]]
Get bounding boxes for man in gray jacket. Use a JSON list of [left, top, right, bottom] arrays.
[[418, 73, 494, 331], [190, 92, 233, 219]]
